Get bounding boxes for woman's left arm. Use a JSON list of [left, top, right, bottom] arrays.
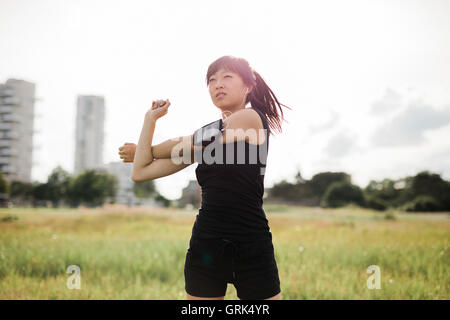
[[132, 99, 171, 181]]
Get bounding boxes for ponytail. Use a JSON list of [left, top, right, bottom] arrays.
[[248, 70, 291, 135]]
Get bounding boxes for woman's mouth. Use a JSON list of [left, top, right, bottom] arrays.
[[216, 93, 226, 99]]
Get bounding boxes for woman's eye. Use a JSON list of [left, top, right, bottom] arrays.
[[209, 75, 231, 82]]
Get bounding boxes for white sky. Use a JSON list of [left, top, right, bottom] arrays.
[[1, 0, 450, 200]]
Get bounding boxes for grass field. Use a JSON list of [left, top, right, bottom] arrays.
[[0, 204, 449, 299]]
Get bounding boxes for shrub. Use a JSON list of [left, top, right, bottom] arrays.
[[321, 181, 365, 208], [155, 193, 172, 208], [384, 211, 396, 220], [404, 195, 441, 212], [0, 215, 18, 223], [364, 195, 388, 211], [310, 172, 351, 198]]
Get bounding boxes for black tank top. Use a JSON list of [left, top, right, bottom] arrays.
[[192, 107, 272, 242]]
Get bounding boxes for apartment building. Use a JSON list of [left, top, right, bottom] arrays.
[[0, 79, 36, 182], [74, 95, 105, 175]]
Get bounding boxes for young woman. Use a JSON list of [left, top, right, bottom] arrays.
[[118, 55, 290, 300]]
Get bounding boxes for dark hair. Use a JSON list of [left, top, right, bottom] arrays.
[[206, 55, 291, 135]]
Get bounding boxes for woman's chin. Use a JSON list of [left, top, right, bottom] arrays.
[[214, 103, 227, 110]]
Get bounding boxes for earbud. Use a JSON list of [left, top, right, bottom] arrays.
[[240, 87, 249, 108]]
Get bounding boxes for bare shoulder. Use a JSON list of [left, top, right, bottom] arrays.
[[222, 108, 265, 144], [224, 108, 264, 131]]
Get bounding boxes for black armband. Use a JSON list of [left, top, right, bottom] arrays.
[[193, 119, 223, 147]]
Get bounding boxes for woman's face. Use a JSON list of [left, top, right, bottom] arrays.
[[208, 67, 250, 111]]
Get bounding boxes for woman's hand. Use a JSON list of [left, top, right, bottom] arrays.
[[146, 99, 171, 122], [118, 142, 136, 162]]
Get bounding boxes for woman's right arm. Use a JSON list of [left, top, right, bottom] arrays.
[[152, 135, 194, 159], [131, 157, 193, 182], [132, 135, 195, 182], [119, 135, 195, 162]]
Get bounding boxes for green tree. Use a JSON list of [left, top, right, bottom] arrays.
[[133, 180, 156, 199], [365, 179, 399, 201], [410, 171, 450, 210], [310, 172, 351, 199], [363, 194, 389, 211], [364, 178, 403, 209], [31, 182, 50, 207], [9, 180, 33, 204], [0, 172, 9, 194], [405, 195, 441, 212], [47, 166, 71, 207], [321, 181, 365, 208], [155, 193, 172, 207], [268, 180, 299, 201], [67, 169, 118, 207]]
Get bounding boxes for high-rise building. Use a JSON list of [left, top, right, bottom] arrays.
[[74, 95, 105, 175], [0, 79, 36, 182], [103, 161, 138, 206], [103, 161, 166, 207]]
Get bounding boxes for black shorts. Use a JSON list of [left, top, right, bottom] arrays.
[[184, 235, 281, 300]]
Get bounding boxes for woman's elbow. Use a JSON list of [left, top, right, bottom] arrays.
[[131, 170, 153, 182], [131, 174, 141, 182], [131, 175, 154, 182], [131, 172, 140, 182]]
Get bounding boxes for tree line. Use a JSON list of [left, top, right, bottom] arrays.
[[0, 166, 171, 208], [1, 167, 448, 212], [267, 170, 450, 212]]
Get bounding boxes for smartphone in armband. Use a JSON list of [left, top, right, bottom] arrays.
[[193, 118, 223, 147]]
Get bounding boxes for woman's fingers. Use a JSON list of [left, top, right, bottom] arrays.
[[152, 100, 162, 109], [156, 99, 169, 107], [147, 99, 171, 119], [159, 99, 170, 109], [151, 99, 170, 108], [119, 143, 135, 150], [163, 100, 171, 111]]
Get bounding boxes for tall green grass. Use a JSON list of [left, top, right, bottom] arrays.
[[0, 206, 448, 299]]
